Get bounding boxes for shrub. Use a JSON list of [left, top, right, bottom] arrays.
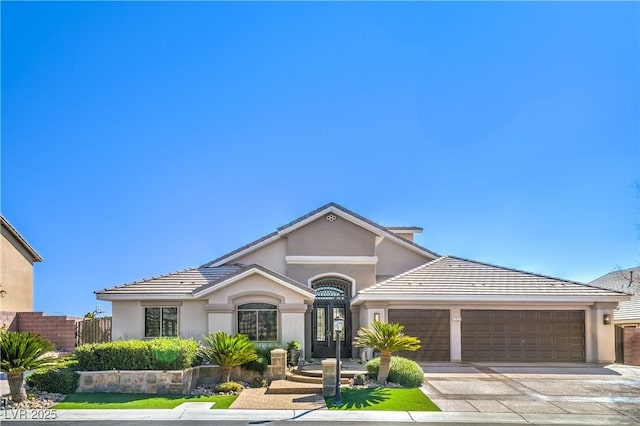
[[365, 356, 424, 387], [214, 381, 243, 393], [241, 344, 279, 375], [285, 340, 302, 366], [75, 338, 199, 371], [26, 366, 79, 394], [250, 377, 268, 388]]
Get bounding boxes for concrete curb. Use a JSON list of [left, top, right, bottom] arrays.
[[0, 408, 636, 424]]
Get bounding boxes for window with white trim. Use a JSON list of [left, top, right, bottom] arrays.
[[145, 307, 178, 337], [237, 303, 278, 341]]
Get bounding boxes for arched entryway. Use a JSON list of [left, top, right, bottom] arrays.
[[311, 277, 352, 358]]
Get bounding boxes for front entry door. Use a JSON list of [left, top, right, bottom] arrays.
[[311, 278, 351, 358]]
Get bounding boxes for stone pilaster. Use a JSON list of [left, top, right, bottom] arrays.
[[321, 359, 337, 397], [270, 348, 287, 380]]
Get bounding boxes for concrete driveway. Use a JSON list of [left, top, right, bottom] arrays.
[[421, 362, 640, 423]]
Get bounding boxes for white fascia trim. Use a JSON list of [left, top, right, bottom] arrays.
[[286, 256, 378, 265], [387, 228, 423, 234], [209, 234, 281, 267], [192, 268, 314, 299], [351, 294, 630, 305], [96, 293, 194, 301]]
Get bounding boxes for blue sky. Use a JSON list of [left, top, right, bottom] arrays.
[[2, 2, 638, 317]]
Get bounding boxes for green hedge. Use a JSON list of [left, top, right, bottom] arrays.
[[26, 358, 80, 394], [365, 356, 425, 387], [26, 366, 79, 394], [241, 344, 280, 375], [75, 338, 199, 371]]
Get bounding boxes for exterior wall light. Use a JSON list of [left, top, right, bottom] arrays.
[[373, 313, 380, 322], [603, 314, 611, 325]]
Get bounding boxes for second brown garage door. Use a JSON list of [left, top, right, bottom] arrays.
[[461, 310, 585, 362], [388, 309, 450, 361]]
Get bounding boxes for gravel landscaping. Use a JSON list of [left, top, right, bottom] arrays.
[[1, 389, 66, 410]]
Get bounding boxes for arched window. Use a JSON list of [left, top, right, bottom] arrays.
[[312, 278, 351, 300], [237, 303, 278, 341]]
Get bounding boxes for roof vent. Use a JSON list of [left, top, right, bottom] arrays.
[[326, 214, 337, 222]]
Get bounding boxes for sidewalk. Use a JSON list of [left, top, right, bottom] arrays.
[[1, 406, 636, 424]]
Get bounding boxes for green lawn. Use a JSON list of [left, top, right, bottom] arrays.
[[325, 388, 440, 411], [53, 393, 237, 409]]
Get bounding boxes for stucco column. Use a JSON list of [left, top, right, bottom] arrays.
[[449, 307, 462, 362], [279, 303, 308, 355], [588, 303, 617, 363]]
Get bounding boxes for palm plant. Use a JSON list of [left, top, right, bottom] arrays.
[[0, 330, 56, 402], [353, 320, 421, 384], [198, 331, 258, 383]]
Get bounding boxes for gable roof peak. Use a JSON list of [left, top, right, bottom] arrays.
[[203, 202, 439, 267]]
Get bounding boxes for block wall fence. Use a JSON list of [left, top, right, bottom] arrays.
[[0, 311, 81, 351]]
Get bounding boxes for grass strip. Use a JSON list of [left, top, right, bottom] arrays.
[[325, 387, 440, 411], [53, 393, 237, 409]]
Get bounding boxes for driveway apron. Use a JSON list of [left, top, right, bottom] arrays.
[[422, 362, 640, 423]]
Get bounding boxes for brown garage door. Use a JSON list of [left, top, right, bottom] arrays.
[[388, 309, 450, 361], [461, 310, 585, 362]]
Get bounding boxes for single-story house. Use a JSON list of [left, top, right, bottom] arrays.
[[96, 203, 628, 363]]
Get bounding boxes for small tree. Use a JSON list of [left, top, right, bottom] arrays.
[[198, 331, 258, 383], [0, 330, 56, 402], [353, 320, 420, 384]]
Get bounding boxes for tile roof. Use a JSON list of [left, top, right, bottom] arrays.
[[357, 256, 629, 299], [95, 265, 242, 295], [589, 267, 640, 323], [201, 202, 438, 267], [192, 264, 314, 297]]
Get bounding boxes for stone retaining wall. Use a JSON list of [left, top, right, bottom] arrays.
[[75, 348, 288, 394]]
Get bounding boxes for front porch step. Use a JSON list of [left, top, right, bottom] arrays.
[[293, 369, 363, 379], [286, 371, 350, 385], [266, 379, 323, 394]]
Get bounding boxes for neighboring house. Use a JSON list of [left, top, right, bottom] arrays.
[[96, 203, 628, 363], [589, 267, 640, 365], [1, 215, 42, 312], [589, 267, 640, 327]]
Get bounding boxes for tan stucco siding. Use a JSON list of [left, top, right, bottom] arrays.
[[204, 273, 309, 346], [287, 216, 376, 256], [375, 238, 432, 277], [111, 300, 208, 341], [287, 264, 375, 294], [234, 238, 287, 274], [112, 301, 144, 340], [206, 274, 308, 305], [178, 300, 208, 340], [1, 227, 35, 311]]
